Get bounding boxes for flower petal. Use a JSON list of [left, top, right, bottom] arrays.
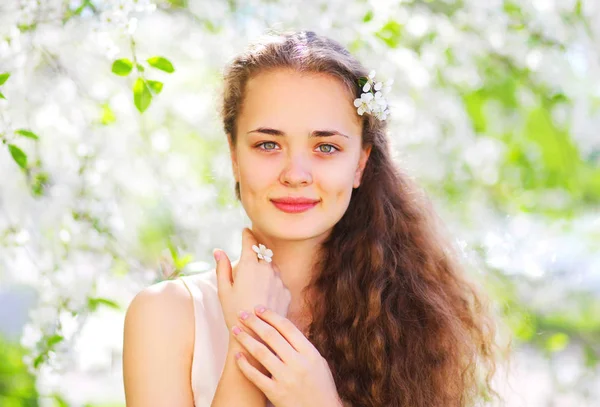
[[374, 81, 383, 91], [265, 257, 272, 263], [368, 70, 376, 79], [362, 82, 371, 92], [258, 254, 264, 259], [354, 98, 363, 107], [264, 249, 273, 257], [252, 245, 260, 253], [357, 106, 365, 115], [259, 244, 266, 251]]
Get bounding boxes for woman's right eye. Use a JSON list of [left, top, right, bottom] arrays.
[[256, 141, 278, 151]]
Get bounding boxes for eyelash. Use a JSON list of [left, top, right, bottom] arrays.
[[255, 141, 340, 155]]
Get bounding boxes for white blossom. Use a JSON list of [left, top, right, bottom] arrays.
[[353, 71, 392, 120], [252, 243, 273, 263]]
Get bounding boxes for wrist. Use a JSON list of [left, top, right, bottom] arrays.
[[227, 334, 270, 377]]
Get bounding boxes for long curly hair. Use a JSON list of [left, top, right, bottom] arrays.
[[220, 30, 501, 407]]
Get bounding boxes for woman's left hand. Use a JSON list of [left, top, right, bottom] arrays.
[[231, 305, 343, 407]]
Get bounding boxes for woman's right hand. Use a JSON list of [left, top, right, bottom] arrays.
[[214, 228, 291, 337]]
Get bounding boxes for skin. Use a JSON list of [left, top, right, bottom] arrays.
[[123, 68, 370, 407]]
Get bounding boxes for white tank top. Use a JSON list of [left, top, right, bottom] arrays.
[[179, 272, 276, 407]]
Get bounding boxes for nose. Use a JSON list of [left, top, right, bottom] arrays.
[[279, 151, 312, 187]]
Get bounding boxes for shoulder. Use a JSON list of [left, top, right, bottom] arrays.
[[126, 277, 195, 321], [180, 270, 218, 294], [124, 278, 195, 351]]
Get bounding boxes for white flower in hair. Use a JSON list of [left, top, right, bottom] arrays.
[[354, 70, 393, 121], [252, 243, 273, 263]]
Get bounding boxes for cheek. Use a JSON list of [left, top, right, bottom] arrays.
[[319, 161, 357, 200], [237, 152, 277, 193]]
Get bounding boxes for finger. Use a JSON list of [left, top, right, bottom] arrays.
[[237, 309, 297, 366], [241, 227, 260, 263], [254, 305, 315, 355], [234, 352, 275, 397], [214, 249, 232, 294], [232, 324, 285, 378]]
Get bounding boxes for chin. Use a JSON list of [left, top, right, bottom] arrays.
[[259, 218, 332, 241]]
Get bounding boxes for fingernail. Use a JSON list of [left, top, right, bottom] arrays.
[[214, 250, 221, 262], [232, 326, 241, 335], [238, 311, 249, 320], [255, 305, 266, 314]]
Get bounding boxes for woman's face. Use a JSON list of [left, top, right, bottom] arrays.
[[229, 68, 371, 241]]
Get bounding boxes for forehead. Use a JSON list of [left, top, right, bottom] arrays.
[[238, 69, 361, 136]]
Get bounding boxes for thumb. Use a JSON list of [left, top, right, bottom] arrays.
[[213, 249, 232, 295]]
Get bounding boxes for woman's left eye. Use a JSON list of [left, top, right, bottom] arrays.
[[316, 144, 339, 154]]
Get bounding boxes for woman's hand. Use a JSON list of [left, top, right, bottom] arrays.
[[214, 227, 291, 337], [231, 305, 343, 407]]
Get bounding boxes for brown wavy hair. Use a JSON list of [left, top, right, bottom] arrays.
[[220, 30, 501, 407]]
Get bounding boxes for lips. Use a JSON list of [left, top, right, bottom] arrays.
[[270, 197, 320, 205], [270, 196, 320, 214]]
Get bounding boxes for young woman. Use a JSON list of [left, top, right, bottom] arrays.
[[123, 30, 500, 407]]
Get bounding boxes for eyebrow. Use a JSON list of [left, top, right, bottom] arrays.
[[247, 127, 350, 139]]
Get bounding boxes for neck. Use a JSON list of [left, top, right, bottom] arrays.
[[249, 225, 329, 323]]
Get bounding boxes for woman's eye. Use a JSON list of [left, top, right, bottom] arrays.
[[317, 144, 339, 154], [257, 141, 278, 151]]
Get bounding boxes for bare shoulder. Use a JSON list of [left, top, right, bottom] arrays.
[[123, 278, 196, 406], [124, 278, 195, 352], [125, 278, 194, 327]]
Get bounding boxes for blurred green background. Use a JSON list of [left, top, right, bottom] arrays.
[[0, 0, 599, 406]]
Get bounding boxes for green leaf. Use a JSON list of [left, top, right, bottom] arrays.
[[174, 254, 193, 270], [8, 144, 27, 169], [133, 78, 152, 113], [0, 72, 9, 85], [203, 20, 220, 33], [111, 58, 133, 76], [88, 297, 121, 312], [33, 353, 46, 369], [575, 0, 583, 17], [31, 171, 50, 197], [375, 20, 403, 48], [147, 80, 163, 94], [545, 332, 569, 352], [100, 103, 116, 125], [147, 56, 175, 73], [53, 393, 70, 407], [136, 64, 145, 72], [47, 335, 64, 347], [358, 77, 368, 88], [503, 1, 523, 19], [14, 129, 39, 140], [363, 10, 373, 23], [0, 91, 5, 99]]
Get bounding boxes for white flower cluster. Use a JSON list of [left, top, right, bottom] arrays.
[[98, 0, 156, 32], [353, 70, 393, 121]]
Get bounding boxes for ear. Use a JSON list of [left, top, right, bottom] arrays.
[[353, 145, 372, 188], [227, 134, 239, 183]]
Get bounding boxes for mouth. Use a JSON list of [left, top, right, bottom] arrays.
[[270, 197, 320, 214]]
